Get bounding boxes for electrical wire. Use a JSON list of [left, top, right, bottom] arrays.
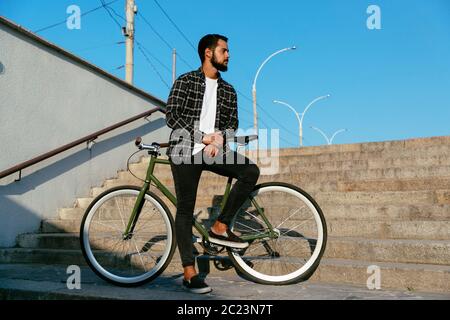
[[34, 0, 121, 33], [136, 43, 171, 89], [152, 0, 197, 52], [76, 41, 123, 52], [136, 40, 172, 74], [100, 0, 123, 29], [136, 12, 194, 70]]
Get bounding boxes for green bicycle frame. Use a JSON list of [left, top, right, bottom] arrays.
[[123, 153, 276, 242]]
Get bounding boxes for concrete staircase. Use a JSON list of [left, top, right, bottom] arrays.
[[1, 135, 450, 293]]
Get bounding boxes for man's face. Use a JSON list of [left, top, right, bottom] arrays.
[[210, 39, 229, 72]]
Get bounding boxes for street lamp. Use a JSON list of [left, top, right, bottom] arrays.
[[252, 46, 296, 135], [311, 126, 347, 145], [272, 100, 303, 146], [299, 95, 331, 146]]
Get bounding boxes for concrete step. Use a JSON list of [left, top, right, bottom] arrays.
[[64, 192, 450, 223], [41, 219, 80, 233], [327, 219, 450, 240], [281, 164, 450, 179], [312, 258, 450, 293], [1, 250, 449, 293], [253, 144, 450, 165], [101, 174, 450, 195], [324, 237, 450, 265], [289, 154, 450, 171], [17, 233, 80, 250], [0, 248, 180, 274], [112, 165, 450, 195], [151, 137, 450, 165], [2, 264, 449, 300], [249, 135, 450, 157], [0, 248, 87, 266], [59, 208, 85, 220], [338, 177, 450, 192], [46, 213, 450, 240], [126, 153, 450, 179], [124, 160, 450, 184], [75, 197, 94, 209], [87, 181, 450, 208], [321, 204, 450, 221], [16, 229, 450, 266], [313, 190, 450, 206]]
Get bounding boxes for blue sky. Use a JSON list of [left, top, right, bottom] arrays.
[[1, 0, 450, 148]]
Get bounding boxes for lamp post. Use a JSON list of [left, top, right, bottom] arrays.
[[272, 100, 302, 146], [311, 126, 347, 145], [252, 46, 296, 135], [298, 94, 331, 146]]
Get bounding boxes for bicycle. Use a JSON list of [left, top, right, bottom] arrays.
[[80, 135, 327, 287]]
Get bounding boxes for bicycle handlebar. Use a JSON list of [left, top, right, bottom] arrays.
[[134, 134, 257, 152], [135, 137, 169, 152]]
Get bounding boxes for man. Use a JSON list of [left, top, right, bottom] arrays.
[[166, 34, 260, 294]]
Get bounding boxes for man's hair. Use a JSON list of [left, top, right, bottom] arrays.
[[198, 34, 228, 63]]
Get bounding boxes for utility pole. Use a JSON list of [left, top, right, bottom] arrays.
[[125, 0, 136, 85], [172, 48, 177, 84]]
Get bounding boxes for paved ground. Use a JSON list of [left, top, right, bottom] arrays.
[[0, 264, 449, 300]]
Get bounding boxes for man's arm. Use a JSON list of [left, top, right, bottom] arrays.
[[166, 75, 204, 144], [221, 89, 239, 143]]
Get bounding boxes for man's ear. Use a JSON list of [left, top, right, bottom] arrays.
[[205, 47, 213, 60]]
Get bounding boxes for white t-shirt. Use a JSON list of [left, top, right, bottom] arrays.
[[192, 77, 218, 155]]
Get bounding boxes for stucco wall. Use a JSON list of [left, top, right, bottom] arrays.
[[0, 21, 170, 247]]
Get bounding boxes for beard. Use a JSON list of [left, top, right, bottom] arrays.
[[211, 52, 228, 72]]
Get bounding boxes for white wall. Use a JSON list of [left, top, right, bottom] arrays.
[[0, 21, 170, 247]]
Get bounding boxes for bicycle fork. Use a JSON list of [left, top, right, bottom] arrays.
[[122, 155, 157, 240]]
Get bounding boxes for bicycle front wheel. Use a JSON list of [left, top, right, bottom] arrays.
[[227, 182, 327, 285], [80, 186, 176, 287]]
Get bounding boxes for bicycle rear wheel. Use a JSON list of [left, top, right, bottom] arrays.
[[227, 182, 327, 285], [80, 186, 176, 287]]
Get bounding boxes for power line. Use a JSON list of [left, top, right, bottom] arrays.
[[136, 40, 171, 74], [137, 12, 172, 52], [94, 1, 175, 89], [34, 0, 121, 33], [136, 43, 171, 89], [76, 41, 124, 52], [102, 1, 127, 22], [100, 0, 122, 30], [236, 89, 300, 137], [152, 0, 197, 52], [235, 89, 305, 148], [136, 12, 194, 70], [108, 64, 125, 73]]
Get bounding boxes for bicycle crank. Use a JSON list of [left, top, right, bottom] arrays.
[[201, 240, 225, 255]]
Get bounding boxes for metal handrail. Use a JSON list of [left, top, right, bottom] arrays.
[[0, 107, 166, 180]]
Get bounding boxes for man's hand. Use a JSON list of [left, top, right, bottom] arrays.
[[204, 144, 219, 158], [202, 132, 224, 147]]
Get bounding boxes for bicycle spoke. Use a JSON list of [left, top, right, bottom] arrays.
[[91, 220, 123, 233], [235, 220, 266, 234], [229, 184, 326, 284], [244, 209, 267, 226], [280, 218, 314, 237], [131, 238, 148, 272], [275, 208, 301, 229], [114, 197, 127, 229]]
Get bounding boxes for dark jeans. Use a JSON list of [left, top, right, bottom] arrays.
[[169, 150, 260, 268]]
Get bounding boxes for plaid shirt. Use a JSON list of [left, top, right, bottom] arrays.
[[165, 68, 238, 159]]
